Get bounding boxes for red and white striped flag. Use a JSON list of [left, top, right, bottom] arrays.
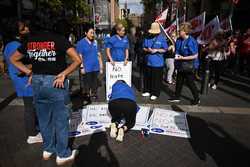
[[155, 8, 169, 25]]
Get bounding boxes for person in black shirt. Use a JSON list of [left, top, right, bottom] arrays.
[[10, 17, 81, 165]]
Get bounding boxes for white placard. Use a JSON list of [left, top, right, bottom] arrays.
[[86, 104, 111, 128], [149, 108, 190, 138], [69, 110, 106, 137], [132, 106, 151, 131], [106, 61, 132, 100]]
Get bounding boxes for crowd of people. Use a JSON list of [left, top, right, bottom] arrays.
[[0, 11, 250, 165]]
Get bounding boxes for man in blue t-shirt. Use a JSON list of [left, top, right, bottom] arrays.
[[106, 23, 129, 65], [142, 22, 168, 100], [168, 22, 200, 105]]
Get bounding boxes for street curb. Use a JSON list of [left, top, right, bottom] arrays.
[[0, 93, 17, 111]]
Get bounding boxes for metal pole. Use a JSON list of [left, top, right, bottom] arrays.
[[201, 58, 210, 95], [93, 0, 96, 29]]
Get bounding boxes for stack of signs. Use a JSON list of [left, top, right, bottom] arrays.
[[149, 108, 190, 138], [69, 108, 106, 138], [86, 104, 111, 128], [131, 106, 151, 131]]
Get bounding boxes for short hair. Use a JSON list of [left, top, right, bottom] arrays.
[[115, 23, 124, 32], [179, 22, 192, 34]]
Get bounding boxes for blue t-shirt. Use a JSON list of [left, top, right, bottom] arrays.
[[109, 81, 139, 112], [4, 41, 33, 97], [143, 34, 168, 67], [76, 38, 100, 73], [106, 35, 129, 62], [175, 36, 199, 69]]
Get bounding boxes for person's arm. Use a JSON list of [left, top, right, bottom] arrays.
[[106, 47, 115, 65], [124, 48, 129, 65], [10, 51, 32, 76], [98, 52, 104, 74], [177, 54, 198, 60], [53, 47, 81, 88]]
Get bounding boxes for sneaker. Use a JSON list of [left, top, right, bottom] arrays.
[[56, 149, 78, 166], [116, 128, 124, 142], [211, 84, 217, 90], [150, 95, 158, 100], [43, 151, 53, 160], [168, 97, 181, 103], [27, 133, 43, 144], [142, 92, 150, 97], [110, 123, 117, 138]]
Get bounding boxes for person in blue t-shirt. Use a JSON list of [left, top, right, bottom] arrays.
[[142, 22, 168, 100], [168, 22, 200, 105], [108, 80, 138, 142], [106, 23, 129, 65], [4, 21, 42, 144], [76, 25, 103, 99]]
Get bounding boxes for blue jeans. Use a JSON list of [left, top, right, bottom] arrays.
[[32, 75, 71, 158]]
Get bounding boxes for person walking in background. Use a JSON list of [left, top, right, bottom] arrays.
[[142, 22, 168, 100], [168, 22, 200, 105], [106, 23, 129, 66], [207, 32, 228, 90], [108, 80, 138, 142], [4, 20, 42, 144], [76, 24, 103, 100], [10, 14, 81, 165]]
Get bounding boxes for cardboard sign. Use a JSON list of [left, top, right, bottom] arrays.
[[149, 108, 190, 138], [106, 61, 132, 100]]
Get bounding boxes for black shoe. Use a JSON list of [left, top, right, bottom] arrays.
[[168, 97, 181, 103], [192, 99, 200, 105]]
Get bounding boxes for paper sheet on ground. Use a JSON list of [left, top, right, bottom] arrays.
[[149, 108, 190, 138]]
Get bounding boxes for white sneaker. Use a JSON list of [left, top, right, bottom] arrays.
[[211, 84, 217, 90], [110, 123, 117, 138], [116, 128, 124, 142], [56, 149, 78, 166], [43, 151, 53, 160], [142, 92, 150, 97], [27, 133, 43, 144], [150, 95, 157, 100]]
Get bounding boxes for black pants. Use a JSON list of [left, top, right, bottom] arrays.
[[175, 70, 199, 100], [108, 99, 137, 130], [81, 71, 99, 95], [143, 66, 163, 97], [23, 97, 39, 137], [209, 60, 224, 85]]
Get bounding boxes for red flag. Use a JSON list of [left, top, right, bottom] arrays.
[[155, 8, 168, 25]]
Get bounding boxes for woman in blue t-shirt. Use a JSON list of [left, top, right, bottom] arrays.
[[108, 80, 138, 142], [142, 22, 168, 100], [106, 23, 129, 66], [168, 22, 200, 105], [76, 25, 104, 99]]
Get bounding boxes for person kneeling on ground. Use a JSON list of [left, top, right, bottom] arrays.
[[108, 80, 139, 142]]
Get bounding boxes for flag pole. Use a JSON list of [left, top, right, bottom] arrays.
[[157, 21, 175, 46]]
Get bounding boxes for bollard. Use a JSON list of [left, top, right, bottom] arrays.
[[201, 58, 210, 95]]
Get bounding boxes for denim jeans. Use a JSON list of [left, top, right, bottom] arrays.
[[32, 75, 71, 158]]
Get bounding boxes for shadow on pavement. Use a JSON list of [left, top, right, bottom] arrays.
[[73, 131, 119, 167], [171, 104, 250, 167]]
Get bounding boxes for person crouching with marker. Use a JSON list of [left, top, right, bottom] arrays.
[[108, 80, 139, 142]]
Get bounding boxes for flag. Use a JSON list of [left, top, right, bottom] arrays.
[[189, 12, 206, 35], [197, 16, 221, 45], [165, 15, 185, 40], [220, 17, 233, 32], [155, 8, 168, 24]]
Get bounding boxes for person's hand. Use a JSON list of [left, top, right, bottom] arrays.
[[110, 60, 115, 66], [124, 59, 128, 66], [26, 74, 32, 87], [175, 55, 183, 60], [168, 45, 175, 52], [53, 73, 65, 88]]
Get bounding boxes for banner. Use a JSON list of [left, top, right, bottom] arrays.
[[220, 17, 233, 32], [106, 61, 132, 100], [165, 15, 185, 40], [155, 8, 168, 25], [197, 16, 221, 45], [189, 12, 206, 35], [132, 106, 151, 131], [149, 108, 190, 138]]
